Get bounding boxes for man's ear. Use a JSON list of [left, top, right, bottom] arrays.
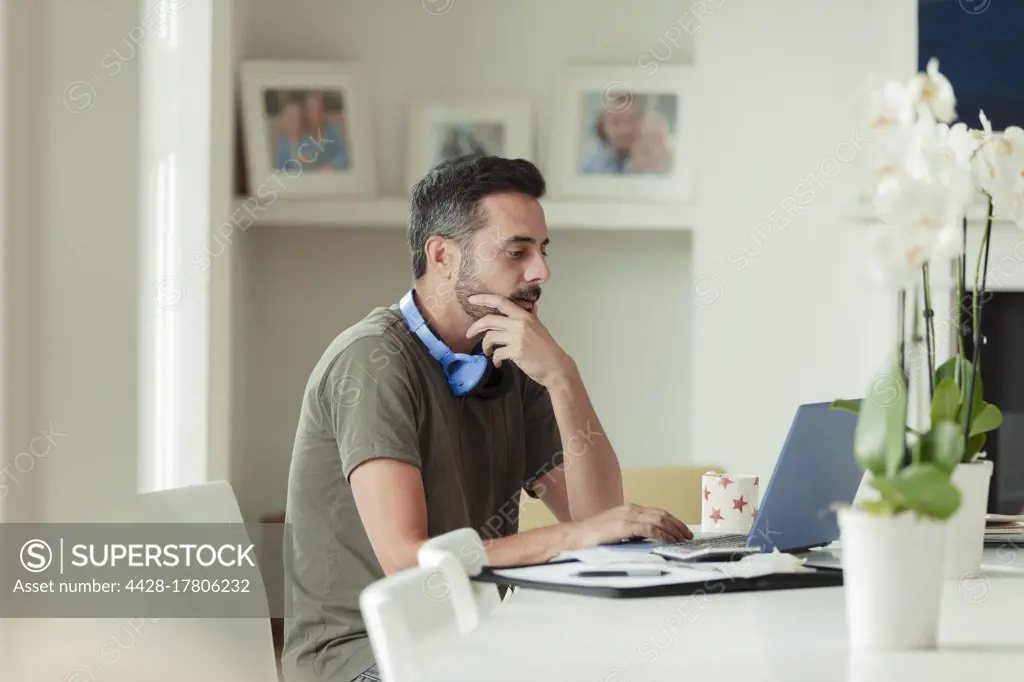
[[423, 235, 455, 278]]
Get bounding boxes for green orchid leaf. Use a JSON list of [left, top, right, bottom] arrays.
[[957, 359, 984, 428], [933, 355, 961, 387], [916, 432, 932, 465], [869, 476, 904, 510], [930, 379, 960, 425], [969, 403, 1003, 437], [854, 366, 907, 478], [858, 498, 901, 516], [966, 433, 987, 460], [873, 464, 962, 520], [831, 399, 861, 415], [926, 420, 965, 475], [833, 396, 922, 438]]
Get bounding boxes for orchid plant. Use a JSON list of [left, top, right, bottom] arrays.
[[833, 59, 1017, 519]]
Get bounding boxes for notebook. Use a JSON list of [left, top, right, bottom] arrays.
[[472, 551, 841, 598]]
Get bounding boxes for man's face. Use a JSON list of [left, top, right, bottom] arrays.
[[453, 193, 550, 321]]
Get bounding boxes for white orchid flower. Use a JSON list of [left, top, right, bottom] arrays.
[[871, 164, 964, 287], [927, 121, 979, 212], [972, 110, 1024, 227], [861, 85, 917, 200], [910, 58, 957, 123], [866, 116, 974, 215], [869, 220, 960, 289], [865, 80, 915, 137]]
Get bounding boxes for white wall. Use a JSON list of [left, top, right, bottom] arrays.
[[1, 0, 45, 523], [690, 0, 914, 484], [0, 0, 144, 522], [1, 0, 239, 523], [33, 0, 144, 520]]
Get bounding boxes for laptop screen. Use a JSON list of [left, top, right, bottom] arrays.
[[746, 401, 862, 552]]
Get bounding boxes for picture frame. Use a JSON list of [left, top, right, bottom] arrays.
[[404, 96, 533, 192], [239, 60, 376, 198], [548, 66, 696, 203]]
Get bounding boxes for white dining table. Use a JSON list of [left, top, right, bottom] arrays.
[[420, 544, 1024, 681]]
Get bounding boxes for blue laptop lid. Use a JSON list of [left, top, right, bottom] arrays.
[[746, 401, 862, 553]]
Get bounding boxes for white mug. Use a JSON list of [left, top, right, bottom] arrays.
[[701, 472, 760, 533]]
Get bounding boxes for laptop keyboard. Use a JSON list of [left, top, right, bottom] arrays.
[[671, 534, 748, 549]]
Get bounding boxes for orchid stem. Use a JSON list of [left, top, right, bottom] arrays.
[[922, 263, 934, 399], [964, 194, 994, 454], [957, 217, 967, 387], [898, 288, 910, 467]]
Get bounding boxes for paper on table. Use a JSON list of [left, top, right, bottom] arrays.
[[552, 547, 667, 565], [491, 561, 722, 590], [697, 551, 815, 578]]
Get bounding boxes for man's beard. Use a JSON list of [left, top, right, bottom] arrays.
[[454, 255, 542, 321]]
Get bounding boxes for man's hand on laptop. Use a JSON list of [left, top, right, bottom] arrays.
[[568, 503, 693, 548]]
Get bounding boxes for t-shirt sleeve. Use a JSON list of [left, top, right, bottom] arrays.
[[521, 376, 564, 498], [318, 335, 422, 481]]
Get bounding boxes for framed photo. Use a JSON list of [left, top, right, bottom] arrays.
[[405, 97, 533, 192], [239, 60, 376, 198], [548, 66, 696, 202]]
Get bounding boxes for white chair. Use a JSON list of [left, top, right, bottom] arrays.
[[13, 481, 281, 682], [360, 565, 465, 682], [416, 528, 501, 632], [132, 481, 281, 682]]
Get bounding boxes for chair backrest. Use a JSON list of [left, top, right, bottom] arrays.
[[360, 565, 464, 682], [134, 479, 248, 524], [517, 464, 724, 531], [416, 528, 501, 631], [13, 481, 280, 682], [623, 465, 723, 523], [132, 481, 280, 682]]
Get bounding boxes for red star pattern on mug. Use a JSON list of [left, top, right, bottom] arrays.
[[709, 508, 724, 523], [703, 487, 711, 501], [719, 476, 733, 489], [732, 495, 748, 512]]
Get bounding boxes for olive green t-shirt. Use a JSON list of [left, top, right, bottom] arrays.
[[281, 303, 564, 682]]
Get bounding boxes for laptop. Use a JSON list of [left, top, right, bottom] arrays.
[[653, 400, 863, 560]]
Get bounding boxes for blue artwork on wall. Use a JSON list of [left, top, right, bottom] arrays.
[[918, 0, 1024, 131]]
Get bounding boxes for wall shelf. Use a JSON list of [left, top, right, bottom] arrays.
[[232, 196, 697, 231]]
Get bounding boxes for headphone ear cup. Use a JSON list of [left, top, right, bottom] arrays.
[[444, 353, 490, 397]]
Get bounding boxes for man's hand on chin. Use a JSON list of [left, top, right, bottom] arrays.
[[466, 293, 624, 519], [465, 293, 577, 390]]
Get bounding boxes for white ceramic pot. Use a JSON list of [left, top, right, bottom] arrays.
[[837, 506, 947, 650], [944, 457, 993, 579]]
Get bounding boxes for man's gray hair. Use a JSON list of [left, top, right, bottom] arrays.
[[407, 155, 546, 279]]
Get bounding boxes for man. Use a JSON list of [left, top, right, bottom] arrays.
[[282, 155, 692, 682], [274, 95, 308, 172], [303, 90, 349, 171]]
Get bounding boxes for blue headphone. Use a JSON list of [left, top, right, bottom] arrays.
[[399, 288, 513, 399]]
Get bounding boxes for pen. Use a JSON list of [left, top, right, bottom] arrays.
[[572, 569, 669, 578]]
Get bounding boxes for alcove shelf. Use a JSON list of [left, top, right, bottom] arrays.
[[232, 196, 697, 231]]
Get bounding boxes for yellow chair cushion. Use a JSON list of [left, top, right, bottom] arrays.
[[518, 464, 723, 532]]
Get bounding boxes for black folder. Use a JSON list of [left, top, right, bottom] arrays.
[[471, 559, 843, 599]]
